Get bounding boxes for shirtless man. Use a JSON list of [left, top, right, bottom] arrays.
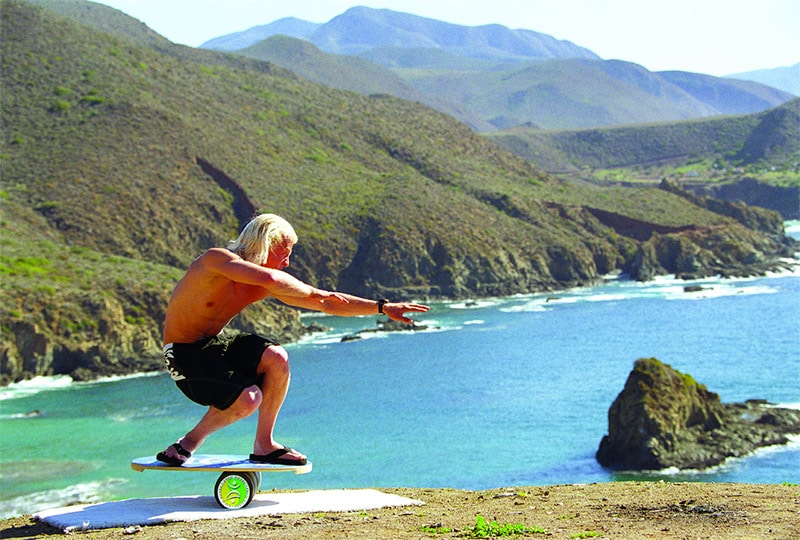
[[157, 213, 430, 466]]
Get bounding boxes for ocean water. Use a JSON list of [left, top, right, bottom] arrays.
[[1, 222, 798, 519]]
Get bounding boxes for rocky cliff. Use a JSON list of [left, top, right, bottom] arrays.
[[0, 284, 311, 385], [596, 358, 800, 470], [2, 179, 796, 385], [684, 178, 799, 220], [625, 181, 797, 281]]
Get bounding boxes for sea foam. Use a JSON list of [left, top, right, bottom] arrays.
[[0, 479, 127, 520], [0, 375, 73, 401]]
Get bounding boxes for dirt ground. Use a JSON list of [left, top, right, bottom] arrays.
[[2, 482, 798, 539]]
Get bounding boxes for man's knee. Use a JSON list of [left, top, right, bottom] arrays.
[[230, 385, 262, 418], [259, 345, 290, 375]]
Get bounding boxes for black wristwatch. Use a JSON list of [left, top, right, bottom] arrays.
[[377, 298, 389, 314]]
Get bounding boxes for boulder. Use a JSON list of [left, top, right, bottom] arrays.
[[597, 358, 800, 470]]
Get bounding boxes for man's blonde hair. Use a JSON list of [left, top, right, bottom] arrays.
[[228, 214, 298, 264]]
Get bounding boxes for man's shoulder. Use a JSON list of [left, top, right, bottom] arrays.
[[184, 248, 234, 277], [198, 247, 236, 263], [204, 247, 234, 257]]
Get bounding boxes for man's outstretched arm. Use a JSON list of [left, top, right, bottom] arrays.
[[277, 291, 429, 324], [203, 248, 350, 305]]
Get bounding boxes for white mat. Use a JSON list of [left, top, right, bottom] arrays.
[[35, 489, 424, 532]]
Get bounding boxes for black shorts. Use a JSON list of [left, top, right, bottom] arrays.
[[163, 332, 279, 410]]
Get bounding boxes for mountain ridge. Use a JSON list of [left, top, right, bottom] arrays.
[[201, 6, 599, 62], [202, 16, 322, 51], [727, 63, 800, 96], [489, 99, 800, 171], [198, 7, 793, 131]]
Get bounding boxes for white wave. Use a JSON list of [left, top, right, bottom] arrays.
[[0, 375, 73, 401], [463, 320, 485, 326], [540, 295, 582, 304], [447, 299, 501, 309], [644, 466, 711, 477], [299, 311, 334, 319], [663, 284, 779, 301], [774, 402, 800, 410], [622, 435, 800, 480], [303, 335, 346, 345], [0, 478, 127, 520], [347, 331, 390, 341], [499, 277, 784, 312], [623, 460, 735, 479], [0, 411, 46, 420], [581, 273, 786, 304], [710, 434, 800, 468], [107, 404, 174, 422], [767, 260, 800, 277], [293, 331, 348, 346], [499, 301, 548, 313], [0, 372, 165, 402], [492, 269, 796, 317], [582, 293, 628, 303], [79, 371, 162, 386]]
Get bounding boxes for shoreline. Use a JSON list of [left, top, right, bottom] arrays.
[[3, 482, 798, 539], [3, 266, 800, 389]]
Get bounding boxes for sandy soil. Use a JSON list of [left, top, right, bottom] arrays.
[[2, 482, 798, 539]]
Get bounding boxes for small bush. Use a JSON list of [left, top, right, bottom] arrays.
[[461, 515, 546, 537], [50, 99, 72, 112]]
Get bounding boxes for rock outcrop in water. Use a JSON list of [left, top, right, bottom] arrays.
[[596, 358, 800, 470]]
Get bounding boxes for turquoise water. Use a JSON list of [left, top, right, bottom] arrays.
[[2, 223, 799, 518]]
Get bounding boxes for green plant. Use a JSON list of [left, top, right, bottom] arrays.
[[81, 94, 106, 104], [461, 515, 545, 537], [572, 532, 602, 538], [0, 255, 53, 277], [34, 201, 62, 211], [50, 99, 72, 112], [420, 523, 453, 535]]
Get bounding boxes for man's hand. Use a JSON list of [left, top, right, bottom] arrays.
[[382, 302, 430, 324]]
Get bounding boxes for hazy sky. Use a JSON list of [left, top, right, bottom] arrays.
[[94, 0, 799, 77]]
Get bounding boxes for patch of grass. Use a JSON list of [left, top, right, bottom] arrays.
[[50, 99, 72, 112], [460, 515, 546, 537], [420, 523, 453, 535], [0, 255, 53, 277], [572, 532, 603, 539]]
